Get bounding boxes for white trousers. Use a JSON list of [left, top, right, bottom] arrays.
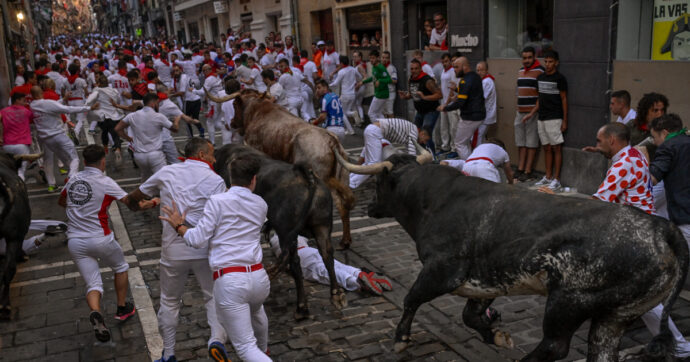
[[434, 111, 459, 152], [349, 124, 383, 189], [68, 99, 87, 137], [300, 89, 316, 121], [158, 259, 227, 357], [340, 94, 357, 133], [3, 144, 30, 180], [40, 133, 79, 185], [133, 150, 166, 182], [214, 269, 271, 362], [286, 98, 303, 118], [462, 160, 500, 183], [475, 123, 492, 147], [221, 126, 243, 145], [205, 106, 223, 146], [385, 92, 396, 116], [300, 246, 360, 291], [327, 126, 346, 143], [679, 224, 690, 247], [367, 97, 387, 123], [162, 135, 181, 165], [355, 89, 366, 120], [0, 219, 64, 256], [454, 119, 483, 160], [641, 304, 690, 357], [67, 234, 129, 295]]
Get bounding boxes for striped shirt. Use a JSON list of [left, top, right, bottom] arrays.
[[378, 118, 419, 155], [516, 62, 545, 113]]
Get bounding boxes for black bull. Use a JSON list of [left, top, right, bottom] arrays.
[[0, 152, 40, 320], [336, 153, 689, 362], [215, 144, 347, 319]]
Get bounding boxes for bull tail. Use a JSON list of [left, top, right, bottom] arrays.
[[632, 228, 689, 361], [286, 163, 318, 239]]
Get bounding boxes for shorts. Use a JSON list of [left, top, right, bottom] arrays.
[[67, 233, 129, 295], [514, 111, 539, 148], [537, 119, 564, 145]]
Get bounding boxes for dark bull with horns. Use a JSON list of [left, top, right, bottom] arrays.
[[0, 151, 42, 319], [206, 88, 356, 250], [215, 144, 347, 319], [335, 151, 689, 361]]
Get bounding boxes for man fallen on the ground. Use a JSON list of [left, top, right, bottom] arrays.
[[440, 138, 513, 184], [0, 219, 67, 257], [268, 234, 392, 295]]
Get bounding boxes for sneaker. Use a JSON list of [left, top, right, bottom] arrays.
[[445, 152, 459, 159], [45, 223, 68, 236], [208, 341, 230, 362], [88, 130, 97, 135], [39, 170, 48, 184], [59, 167, 68, 175], [154, 351, 177, 362], [47, 185, 59, 193], [68, 128, 79, 146], [371, 275, 393, 292], [357, 271, 383, 295], [534, 176, 552, 186], [114, 302, 136, 321], [114, 149, 123, 166], [90, 311, 111, 342], [548, 179, 562, 191]]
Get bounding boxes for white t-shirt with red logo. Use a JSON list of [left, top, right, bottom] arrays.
[[593, 145, 655, 214], [63, 167, 127, 238]]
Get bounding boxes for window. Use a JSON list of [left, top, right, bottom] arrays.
[[188, 22, 199, 42], [617, 0, 690, 61], [488, 0, 554, 58], [347, 4, 382, 51]]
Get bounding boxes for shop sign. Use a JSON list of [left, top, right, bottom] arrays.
[[213, 1, 228, 14], [652, 0, 690, 60], [173, 11, 182, 21], [450, 33, 479, 53]]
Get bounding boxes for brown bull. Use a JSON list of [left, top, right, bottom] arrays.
[[206, 89, 356, 248]]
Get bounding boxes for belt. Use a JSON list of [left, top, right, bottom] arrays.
[[297, 246, 306, 250], [213, 263, 263, 280], [68, 97, 83, 101], [466, 157, 493, 165]]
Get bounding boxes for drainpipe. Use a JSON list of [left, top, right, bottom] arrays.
[[291, 0, 300, 50], [606, 0, 618, 123]]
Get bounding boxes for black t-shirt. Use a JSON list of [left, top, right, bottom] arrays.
[[409, 74, 440, 114], [536, 71, 567, 120]]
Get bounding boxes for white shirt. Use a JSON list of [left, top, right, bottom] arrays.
[[248, 67, 267, 92], [322, 51, 340, 81], [421, 63, 434, 78], [259, 53, 274, 69], [430, 26, 447, 46], [63, 77, 88, 99], [179, 74, 200, 102], [386, 63, 398, 95], [85, 86, 126, 121], [14, 75, 25, 87], [278, 71, 303, 103], [270, 82, 285, 106], [616, 108, 637, 125], [329, 66, 362, 97], [30, 99, 90, 138], [140, 159, 226, 262], [235, 65, 252, 88], [108, 72, 131, 104], [158, 99, 184, 140], [175, 59, 199, 79], [184, 186, 268, 270], [46, 71, 66, 93], [121, 106, 173, 153], [440, 66, 458, 104], [482, 77, 497, 125], [222, 99, 236, 129], [153, 58, 173, 86], [63, 167, 127, 238], [466, 143, 509, 165], [302, 61, 317, 84]]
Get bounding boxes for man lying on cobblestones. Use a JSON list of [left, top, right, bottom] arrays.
[[268, 234, 392, 295], [160, 154, 271, 362], [58, 145, 158, 343], [123, 137, 230, 362]]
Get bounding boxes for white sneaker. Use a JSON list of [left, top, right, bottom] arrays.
[[548, 179, 562, 191], [535, 176, 551, 186]]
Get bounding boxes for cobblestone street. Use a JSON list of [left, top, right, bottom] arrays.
[[3, 131, 690, 361]]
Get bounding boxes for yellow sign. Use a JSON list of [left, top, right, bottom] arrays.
[[652, 0, 690, 60]]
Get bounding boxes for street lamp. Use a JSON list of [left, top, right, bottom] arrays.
[[17, 11, 24, 21]]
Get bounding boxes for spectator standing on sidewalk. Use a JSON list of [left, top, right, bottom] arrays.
[[514, 46, 544, 182], [398, 59, 442, 153], [610, 90, 636, 125], [436, 53, 458, 156], [649, 114, 690, 245], [382, 51, 398, 117], [529, 50, 568, 191], [474, 60, 497, 147]]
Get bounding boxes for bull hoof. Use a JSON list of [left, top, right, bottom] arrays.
[[331, 289, 348, 309], [493, 329, 514, 349], [294, 305, 310, 321], [336, 241, 351, 251], [393, 341, 409, 353]]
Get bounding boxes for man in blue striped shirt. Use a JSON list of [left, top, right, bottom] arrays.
[[312, 79, 346, 141]]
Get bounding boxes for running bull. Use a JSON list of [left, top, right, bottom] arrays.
[[335, 151, 689, 362], [206, 89, 356, 250], [215, 144, 347, 319], [0, 151, 42, 319]]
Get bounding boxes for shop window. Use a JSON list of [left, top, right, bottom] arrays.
[[417, 2, 446, 50], [488, 0, 554, 58], [347, 4, 382, 52], [617, 0, 689, 61], [188, 22, 199, 41]]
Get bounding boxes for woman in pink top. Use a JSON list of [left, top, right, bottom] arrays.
[[0, 92, 34, 180]]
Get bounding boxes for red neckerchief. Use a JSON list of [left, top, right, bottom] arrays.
[[160, 59, 170, 66], [173, 76, 178, 90], [251, 64, 260, 70], [283, 68, 293, 76], [384, 62, 391, 67], [118, 69, 128, 76], [444, 65, 452, 71], [193, 52, 202, 57], [300, 58, 308, 67], [295, 63, 304, 72], [205, 72, 217, 79], [153, 54, 160, 59], [524, 59, 542, 72], [412, 72, 429, 81], [44, 89, 60, 100], [67, 74, 79, 84], [421, 61, 428, 66], [325, 49, 334, 56], [354, 60, 363, 67], [128, 60, 137, 66], [639, 122, 649, 132], [157, 92, 168, 100], [226, 60, 236, 67], [186, 157, 214, 170], [483, 74, 495, 81]]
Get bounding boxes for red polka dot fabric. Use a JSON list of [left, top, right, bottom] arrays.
[[594, 146, 654, 214]]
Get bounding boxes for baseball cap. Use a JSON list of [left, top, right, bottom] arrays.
[[317, 40, 325, 46]]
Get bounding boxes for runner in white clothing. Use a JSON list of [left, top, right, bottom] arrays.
[[30, 86, 99, 190], [124, 138, 230, 362], [154, 52, 173, 88], [441, 140, 514, 183], [160, 155, 271, 362], [220, 78, 243, 145], [329, 55, 361, 135], [201, 64, 224, 146], [114, 93, 179, 182], [63, 63, 89, 139], [58, 145, 157, 343], [277, 58, 303, 117], [157, 94, 200, 164]]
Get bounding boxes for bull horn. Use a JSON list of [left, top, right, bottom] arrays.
[[414, 143, 433, 165], [14, 152, 43, 162], [332, 147, 392, 175], [204, 88, 240, 103]]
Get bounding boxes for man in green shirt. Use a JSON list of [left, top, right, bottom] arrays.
[[358, 50, 391, 122]]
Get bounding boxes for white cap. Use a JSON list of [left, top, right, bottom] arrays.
[[316, 40, 325, 46], [241, 38, 250, 43]]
